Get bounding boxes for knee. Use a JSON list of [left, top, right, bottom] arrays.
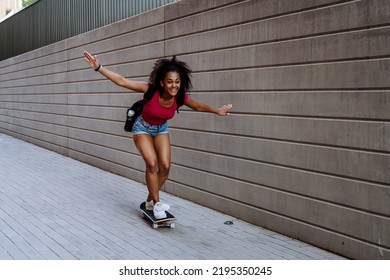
[[159, 162, 170, 176], [145, 159, 158, 173]]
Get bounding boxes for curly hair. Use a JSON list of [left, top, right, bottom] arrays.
[[148, 56, 192, 112]]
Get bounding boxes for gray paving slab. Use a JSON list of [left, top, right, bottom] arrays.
[[0, 133, 346, 260]]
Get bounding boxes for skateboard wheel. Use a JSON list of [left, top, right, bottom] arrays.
[[170, 223, 175, 229], [152, 223, 158, 229]]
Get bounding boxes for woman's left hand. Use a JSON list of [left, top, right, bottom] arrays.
[[217, 104, 233, 116]]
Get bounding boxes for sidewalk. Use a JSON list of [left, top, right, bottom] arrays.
[[0, 133, 345, 260]]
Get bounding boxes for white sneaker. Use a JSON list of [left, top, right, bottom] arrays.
[[154, 210, 166, 219], [146, 200, 170, 211], [153, 202, 170, 219], [145, 200, 154, 210], [154, 202, 170, 212]]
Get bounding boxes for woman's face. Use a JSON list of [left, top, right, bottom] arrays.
[[161, 71, 181, 97]]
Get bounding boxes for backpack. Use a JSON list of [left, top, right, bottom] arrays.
[[124, 84, 155, 132]]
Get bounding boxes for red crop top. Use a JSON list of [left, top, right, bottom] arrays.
[[141, 91, 189, 125]]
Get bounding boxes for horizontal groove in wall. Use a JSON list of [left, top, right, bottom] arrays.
[[163, 0, 246, 22], [0, 128, 67, 150], [178, 109, 390, 123]]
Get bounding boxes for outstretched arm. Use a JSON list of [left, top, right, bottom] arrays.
[[83, 51, 148, 93], [186, 98, 232, 116]]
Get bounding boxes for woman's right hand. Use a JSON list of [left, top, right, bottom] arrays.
[[83, 51, 100, 70], [83, 50, 148, 92]]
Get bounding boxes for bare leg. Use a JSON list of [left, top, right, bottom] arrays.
[[133, 134, 160, 203], [153, 133, 171, 198]]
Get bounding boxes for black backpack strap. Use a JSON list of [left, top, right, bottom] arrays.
[[143, 83, 155, 101]]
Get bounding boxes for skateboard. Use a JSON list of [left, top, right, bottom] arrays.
[[140, 202, 176, 229]]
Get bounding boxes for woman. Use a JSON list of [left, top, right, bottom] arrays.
[[83, 51, 232, 219]]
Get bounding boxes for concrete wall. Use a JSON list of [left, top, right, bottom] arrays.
[[1, 0, 389, 259]]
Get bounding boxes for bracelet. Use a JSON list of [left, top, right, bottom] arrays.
[[94, 64, 102, 71]]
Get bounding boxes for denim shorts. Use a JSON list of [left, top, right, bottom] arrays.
[[132, 116, 169, 137]]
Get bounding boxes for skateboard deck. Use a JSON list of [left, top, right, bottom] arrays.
[[140, 202, 176, 229]]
